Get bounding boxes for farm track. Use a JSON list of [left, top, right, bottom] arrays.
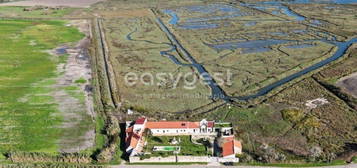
[[95, 18, 118, 108], [312, 76, 357, 111]]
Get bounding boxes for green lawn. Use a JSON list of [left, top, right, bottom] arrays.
[[352, 156, 357, 163], [0, 19, 83, 153], [144, 136, 207, 156]]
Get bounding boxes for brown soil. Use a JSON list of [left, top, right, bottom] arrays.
[[55, 20, 95, 153], [98, 9, 154, 18], [0, 0, 105, 8], [337, 72, 357, 98]]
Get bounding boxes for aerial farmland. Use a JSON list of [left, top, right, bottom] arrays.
[[0, 0, 356, 167]]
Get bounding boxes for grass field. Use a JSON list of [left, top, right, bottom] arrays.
[[0, 19, 90, 153], [202, 77, 357, 161], [290, 4, 357, 37], [103, 17, 213, 114], [313, 46, 357, 110]]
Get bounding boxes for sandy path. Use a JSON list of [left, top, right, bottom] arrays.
[[0, 0, 105, 8], [337, 72, 357, 98]]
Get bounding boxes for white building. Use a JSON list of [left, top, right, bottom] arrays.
[[125, 117, 242, 161]]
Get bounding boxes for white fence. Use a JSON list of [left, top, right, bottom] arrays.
[[129, 156, 239, 163]]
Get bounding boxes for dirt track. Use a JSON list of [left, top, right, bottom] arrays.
[[0, 0, 105, 8], [112, 163, 357, 168], [337, 72, 357, 98]]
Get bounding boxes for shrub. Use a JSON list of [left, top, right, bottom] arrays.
[[152, 137, 163, 143], [96, 115, 121, 163], [6, 152, 92, 164], [75, 78, 87, 84], [0, 163, 106, 168], [281, 108, 304, 123], [139, 155, 151, 160]]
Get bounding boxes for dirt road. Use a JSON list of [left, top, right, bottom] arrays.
[[0, 0, 105, 8], [111, 163, 357, 168]]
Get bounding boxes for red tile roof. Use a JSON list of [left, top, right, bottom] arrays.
[[129, 133, 140, 149], [208, 121, 214, 128], [222, 140, 235, 157], [135, 117, 146, 125], [146, 121, 200, 129], [126, 127, 133, 133], [224, 137, 234, 141]]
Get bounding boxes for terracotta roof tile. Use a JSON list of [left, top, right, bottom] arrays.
[[222, 140, 235, 157], [135, 117, 146, 124], [224, 137, 234, 142], [126, 127, 133, 133], [208, 121, 214, 128], [130, 133, 140, 148]]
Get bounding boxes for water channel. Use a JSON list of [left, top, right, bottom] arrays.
[[150, 1, 357, 101]]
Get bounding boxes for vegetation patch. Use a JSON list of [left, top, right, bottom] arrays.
[[0, 6, 75, 18], [0, 19, 85, 153], [143, 136, 207, 157]]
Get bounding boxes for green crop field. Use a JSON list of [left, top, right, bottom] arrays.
[[0, 19, 88, 153]]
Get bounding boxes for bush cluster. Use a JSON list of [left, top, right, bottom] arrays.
[[6, 152, 92, 164]]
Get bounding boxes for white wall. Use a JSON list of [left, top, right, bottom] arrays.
[[133, 124, 144, 133], [150, 128, 214, 136], [151, 128, 198, 135], [235, 146, 242, 154], [177, 156, 209, 162], [129, 156, 176, 163], [223, 154, 236, 158], [130, 156, 210, 163]]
